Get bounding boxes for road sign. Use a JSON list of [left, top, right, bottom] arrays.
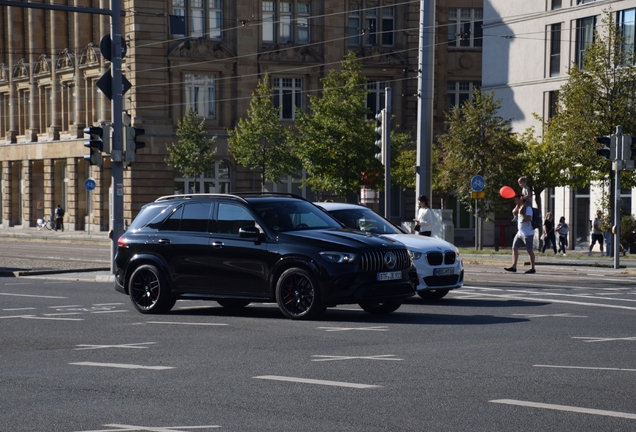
[[471, 192, 485, 199], [471, 175, 485, 192], [84, 178, 96, 191]]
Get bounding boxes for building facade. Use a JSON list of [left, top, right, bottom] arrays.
[[483, 0, 636, 250], [0, 0, 482, 239]]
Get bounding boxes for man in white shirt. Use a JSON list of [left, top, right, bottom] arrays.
[[505, 194, 536, 274]]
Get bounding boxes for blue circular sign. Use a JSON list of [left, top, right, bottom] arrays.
[[471, 175, 485, 192], [84, 178, 96, 191]]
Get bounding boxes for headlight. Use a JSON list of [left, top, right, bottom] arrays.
[[319, 251, 357, 264], [408, 250, 422, 260]]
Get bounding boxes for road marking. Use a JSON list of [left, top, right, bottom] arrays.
[[77, 424, 221, 431], [92, 310, 128, 314], [573, 336, 636, 343], [0, 292, 65, 299], [50, 305, 83, 308], [513, 313, 587, 318], [312, 354, 402, 362], [70, 362, 174, 370], [490, 399, 636, 419], [254, 375, 381, 389], [75, 342, 157, 350], [317, 326, 389, 332], [508, 289, 636, 303], [0, 314, 83, 321], [2, 283, 32, 286], [93, 303, 125, 306], [534, 364, 636, 372], [145, 321, 228, 326], [44, 312, 83, 317], [3, 307, 36, 311]]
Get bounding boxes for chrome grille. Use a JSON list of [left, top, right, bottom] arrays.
[[359, 249, 411, 272]]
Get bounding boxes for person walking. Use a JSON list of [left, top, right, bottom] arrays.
[[54, 204, 65, 232], [505, 193, 536, 274], [414, 195, 432, 236], [589, 210, 604, 256], [542, 212, 557, 254], [555, 216, 569, 256]]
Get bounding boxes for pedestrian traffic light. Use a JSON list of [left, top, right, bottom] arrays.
[[124, 124, 146, 165], [596, 135, 616, 161], [83, 124, 111, 167], [622, 135, 636, 160], [374, 109, 386, 165]]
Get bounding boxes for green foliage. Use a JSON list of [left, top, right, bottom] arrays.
[[292, 52, 379, 197], [620, 214, 636, 247], [436, 89, 525, 215], [390, 128, 417, 190], [227, 74, 301, 189], [165, 107, 217, 180], [544, 11, 636, 188]]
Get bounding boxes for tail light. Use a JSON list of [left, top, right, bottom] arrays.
[[117, 236, 129, 249]]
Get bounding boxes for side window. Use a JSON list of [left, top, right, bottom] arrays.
[[160, 206, 183, 231], [216, 203, 256, 235], [181, 202, 212, 233]]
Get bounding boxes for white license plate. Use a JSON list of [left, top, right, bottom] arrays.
[[434, 267, 454, 276], [377, 271, 402, 281]]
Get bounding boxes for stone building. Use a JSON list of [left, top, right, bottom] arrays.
[[0, 0, 482, 237]]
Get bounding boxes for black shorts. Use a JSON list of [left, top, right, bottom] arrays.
[[591, 233, 604, 246]]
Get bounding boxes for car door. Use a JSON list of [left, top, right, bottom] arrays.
[[206, 201, 273, 298]]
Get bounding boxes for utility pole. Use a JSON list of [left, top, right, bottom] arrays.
[[384, 87, 392, 219]]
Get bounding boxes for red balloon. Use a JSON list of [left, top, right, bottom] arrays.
[[500, 185, 516, 199]]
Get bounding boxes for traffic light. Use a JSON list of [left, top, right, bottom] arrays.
[[83, 124, 111, 167], [596, 135, 616, 161], [374, 109, 386, 165], [622, 135, 636, 160], [124, 125, 146, 165]]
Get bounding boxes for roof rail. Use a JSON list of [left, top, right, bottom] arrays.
[[234, 192, 307, 201], [155, 193, 245, 203]]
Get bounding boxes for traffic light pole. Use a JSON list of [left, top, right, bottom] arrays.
[[384, 88, 391, 219], [109, 0, 124, 273], [613, 126, 622, 270]]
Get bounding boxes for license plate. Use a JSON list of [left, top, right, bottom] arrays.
[[377, 271, 402, 281], [434, 267, 454, 276]]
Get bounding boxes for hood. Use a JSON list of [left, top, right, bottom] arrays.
[[379, 233, 458, 253], [279, 228, 405, 250]]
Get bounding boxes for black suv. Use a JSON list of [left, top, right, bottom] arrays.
[[115, 193, 417, 320]]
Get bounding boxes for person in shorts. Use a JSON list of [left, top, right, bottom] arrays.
[[505, 194, 536, 274], [589, 210, 605, 256]]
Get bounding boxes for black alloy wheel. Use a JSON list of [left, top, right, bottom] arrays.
[[358, 299, 403, 315], [417, 289, 450, 301], [128, 264, 176, 314], [276, 268, 325, 320]]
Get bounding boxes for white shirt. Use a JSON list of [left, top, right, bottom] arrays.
[[416, 207, 432, 232], [518, 206, 534, 237]]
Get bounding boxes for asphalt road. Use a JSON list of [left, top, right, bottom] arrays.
[[2, 266, 636, 431]]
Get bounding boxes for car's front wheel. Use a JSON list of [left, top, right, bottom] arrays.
[[359, 299, 403, 315], [276, 268, 325, 320], [417, 289, 449, 301], [128, 264, 175, 314]]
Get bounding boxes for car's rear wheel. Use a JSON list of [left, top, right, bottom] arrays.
[[417, 289, 449, 301], [128, 264, 175, 314], [359, 299, 402, 315], [217, 299, 251, 308], [276, 268, 325, 320]]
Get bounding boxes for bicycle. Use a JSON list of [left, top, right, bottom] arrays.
[[36, 215, 56, 231]]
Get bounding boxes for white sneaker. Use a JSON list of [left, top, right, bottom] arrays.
[[563, 253, 567, 256]]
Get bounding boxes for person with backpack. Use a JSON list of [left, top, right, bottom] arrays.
[[589, 210, 605, 257], [505, 193, 536, 274], [54, 204, 65, 232], [555, 216, 569, 256]]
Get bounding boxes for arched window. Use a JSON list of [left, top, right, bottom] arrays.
[[173, 160, 231, 194]]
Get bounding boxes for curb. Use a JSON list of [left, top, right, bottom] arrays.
[[0, 267, 110, 278]]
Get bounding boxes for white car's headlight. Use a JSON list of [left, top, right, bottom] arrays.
[[408, 250, 422, 260], [320, 251, 357, 264]]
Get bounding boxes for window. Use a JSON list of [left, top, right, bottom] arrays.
[[366, 81, 387, 118], [17, 89, 29, 135], [549, 23, 561, 77], [262, 1, 311, 44], [0, 93, 9, 139], [216, 203, 256, 236], [619, 9, 636, 65], [548, 90, 559, 119], [39, 86, 52, 133], [348, 3, 395, 47], [273, 77, 302, 120], [446, 81, 480, 110], [185, 74, 216, 119], [173, 160, 231, 194], [264, 173, 316, 200], [181, 202, 212, 232], [575, 16, 596, 69], [172, 0, 223, 39], [552, 0, 562, 10], [448, 8, 483, 48]]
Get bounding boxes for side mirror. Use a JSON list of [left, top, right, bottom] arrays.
[[239, 226, 260, 239]]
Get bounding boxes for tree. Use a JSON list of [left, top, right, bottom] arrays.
[[545, 11, 636, 187], [227, 74, 300, 190], [389, 128, 417, 191], [165, 107, 217, 189], [436, 89, 525, 216], [293, 52, 378, 199]]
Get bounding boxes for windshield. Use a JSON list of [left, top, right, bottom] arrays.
[[250, 200, 342, 232], [328, 208, 402, 235]]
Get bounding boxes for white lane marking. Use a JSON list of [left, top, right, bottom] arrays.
[[70, 362, 174, 370], [93, 303, 125, 306], [50, 305, 83, 308], [513, 313, 587, 318], [573, 336, 636, 343], [453, 291, 636, 311], [75, 342, 157, 350], [507, 289, 636, 303], [92, 310, 128, 314], [0, 292, 65, 299], [535, 364, 636, 372], [145, 321, 228, 326], [312, 354, 402, 362], [2, 282, 32, 286], [3, 307, 36, 311], [317, 326, 389, 332], [0, 314, 83, 321], [77, 424, 221, 431], [254, 375, 381, 389], [44, 312, 83, 316], [490, 399, 636, 419]]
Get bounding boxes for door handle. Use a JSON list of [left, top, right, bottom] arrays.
[[212, 242, 224, 249], [157, 239, 171, 245]]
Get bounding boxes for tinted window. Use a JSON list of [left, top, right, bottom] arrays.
[[160, 206, 183, 231], [128, 204, 172, 231], [181, 202, 212, 232], [250, 200, 341, 232], [216, 203, 256, 235]]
